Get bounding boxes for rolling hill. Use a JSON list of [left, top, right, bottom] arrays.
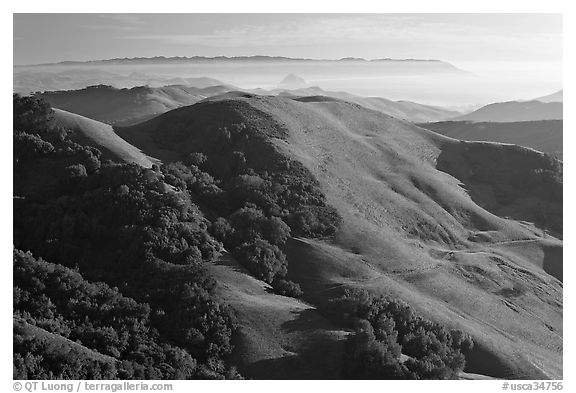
[[419, 120, 563, 160], [38, 84, 233, 126], [116, 94, 562, 379], [37, 83, 460, 126], [454, 100, 562, 122], [275, 87, 460, 122]]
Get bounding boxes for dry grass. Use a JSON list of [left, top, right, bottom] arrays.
[[206, 252, 348, 379]]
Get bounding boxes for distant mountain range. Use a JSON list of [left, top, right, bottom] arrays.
[[20, 55, 459, 67]]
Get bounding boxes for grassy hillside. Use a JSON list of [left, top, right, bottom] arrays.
[[206, 252, 349, 379], [120, 94, 562, 379], [419, 120, 563, 160], [454, 101, 562, 122], [53, 108, 159, 167]]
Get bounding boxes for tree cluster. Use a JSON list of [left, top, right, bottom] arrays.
[[13, 95, 239, 379], [14, 250, 222, 379], [330, 289, 474, 379]]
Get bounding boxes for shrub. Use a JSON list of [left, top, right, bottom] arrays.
[[210, 217, 234, 243], [234, 239, 287, 284], [344, 319, 407, 379], [227, 206, 290, 247], [13, 93, 54, 132], [272, 279, 303, 298], [263, 216, 291, 245], [290, 205, 341, 237], [186, 152, 208, 167], [14, 132, 55, 163], [65, 164, 87, 178]]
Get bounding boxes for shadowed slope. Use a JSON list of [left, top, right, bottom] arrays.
[[122, 94, 562, 379]]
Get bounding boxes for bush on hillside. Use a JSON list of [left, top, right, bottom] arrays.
[[234, 239, 287, 284], [330, 289, 473, 380], [272, 279, 303, 298], [344, 319, 408, 379], [227, 206, 291, 248]]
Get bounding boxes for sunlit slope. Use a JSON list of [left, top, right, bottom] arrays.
[[53, 108, 159, 167], [124, 94, 562, 379]]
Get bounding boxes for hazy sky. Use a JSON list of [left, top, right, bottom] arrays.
[[14, 13, 562, 66]]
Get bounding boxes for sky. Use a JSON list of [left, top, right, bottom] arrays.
[[12, 14, 563, 105], [13, 13, 562, 66]]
